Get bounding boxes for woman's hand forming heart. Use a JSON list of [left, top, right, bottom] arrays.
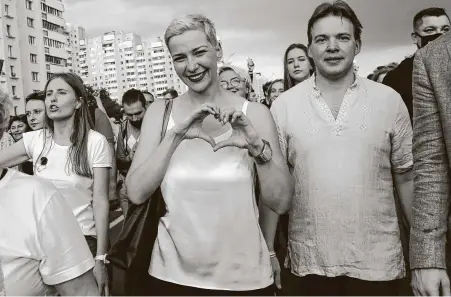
[[172, 103, 219, 147], [213, 107, 263, 154]]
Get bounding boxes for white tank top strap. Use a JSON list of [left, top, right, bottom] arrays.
[[166, 111, 175, 131], [242, 100, 249, 116]]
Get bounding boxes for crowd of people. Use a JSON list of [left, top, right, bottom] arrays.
[[1, 0, 451, 296]]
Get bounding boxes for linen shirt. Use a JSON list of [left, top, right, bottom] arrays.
[[270, 75, 412, 281]]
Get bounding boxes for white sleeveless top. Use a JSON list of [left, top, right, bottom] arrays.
[[149, 101, 273, 291]]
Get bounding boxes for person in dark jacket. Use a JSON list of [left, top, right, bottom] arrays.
[[383, 7, 450, 121]]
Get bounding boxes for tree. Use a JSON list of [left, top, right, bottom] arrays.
[[84, 85, 122, 120]]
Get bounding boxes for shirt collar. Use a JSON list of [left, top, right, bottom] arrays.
[[309, 72, 361, 98]]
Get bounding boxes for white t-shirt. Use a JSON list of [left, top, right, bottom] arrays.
[[0, 169, 95, 295], [22, 129, 112, 236]]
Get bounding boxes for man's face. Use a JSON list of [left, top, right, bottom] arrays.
[[123, 101, 146, 129], [308, 15, 360, 80], [412, 15, 450, 48]]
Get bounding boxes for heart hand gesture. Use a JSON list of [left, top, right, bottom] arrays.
[[213, 108, 261, 153], [172, 103, 218, 147]]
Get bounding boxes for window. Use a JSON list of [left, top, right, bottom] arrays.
[[4, 4, 9, 15], [45, 54, 66, 66], [30, 53, 37, 63], [46, 64, 50, 70], [28, 35, 36, 45], [41, 3, 62, 17], [7, 45, 12, 57], [42, 20, 63, 33], [12, 86, 16, 96], [10, 66, 15, 76], [26, 0, 32, 10], [41, 12, 46, 20], [32, 72, 39, 81], [43, 30, 48, 37], [27, 17, 34, 28], [44, 37, 64, 48], [6, 25, 11, 36]]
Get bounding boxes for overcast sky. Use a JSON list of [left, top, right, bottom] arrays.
[[64, 0, 451, 79]]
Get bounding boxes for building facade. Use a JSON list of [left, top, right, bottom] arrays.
[[65, 22, 86, 75], [0, 0, 68, 114], [68, 30, 187, 103]]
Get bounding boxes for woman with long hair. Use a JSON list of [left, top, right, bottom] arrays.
[[283, 43, 314, 91], [266, 79, 284, 107], [0, 72, 112, 295], [126, 14, 293, 296]]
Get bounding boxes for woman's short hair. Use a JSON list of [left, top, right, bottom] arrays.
[[25, 91, 45, 103], [164, 14, 219, 49], [218, 65, 251, 85], [218, 65, 252, 99], [9, 114, 29, 130]]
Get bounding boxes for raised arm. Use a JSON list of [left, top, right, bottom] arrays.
[[0, 139, 30, 168], [126, 99, 217, 204], [410, 49, 451, 296]]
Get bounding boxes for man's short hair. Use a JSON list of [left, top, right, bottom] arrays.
[[25, 91, 45, 103], [122, 88, 146, 107], [162, 88, 179, 99], [307, 0, 363, 45], [413, 7, 450, 30]]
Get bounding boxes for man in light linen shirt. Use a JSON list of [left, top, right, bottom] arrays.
[[268, 1, 413, 295], [0, 91, 99, 296]]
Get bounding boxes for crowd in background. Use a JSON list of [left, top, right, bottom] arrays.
[[1, 0, 451, 296]]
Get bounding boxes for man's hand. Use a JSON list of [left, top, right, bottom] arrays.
[[412, 268, 450, 296]]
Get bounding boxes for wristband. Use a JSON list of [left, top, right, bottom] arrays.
[[269, 251, 277, 258], [95, 254, 110, 264]]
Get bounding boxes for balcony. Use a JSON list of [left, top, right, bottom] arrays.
[[6, 34, 15, 39], [8, 56, 17, 60], [10, 73, 18, 80], [5, 14, 13, 19]]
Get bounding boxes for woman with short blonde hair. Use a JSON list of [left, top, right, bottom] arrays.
[[126, 14, 293, 295]]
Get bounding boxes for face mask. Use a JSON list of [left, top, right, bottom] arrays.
[[419, 33, 443, 48], [129, 119, 143, 129]]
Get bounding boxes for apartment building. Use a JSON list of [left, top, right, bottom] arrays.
[[70, 31, 187, 103], [0, 0, 68, 114], [65, 23, 86, 74]]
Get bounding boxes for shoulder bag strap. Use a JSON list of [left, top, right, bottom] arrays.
[[160, 99, 173, 141]]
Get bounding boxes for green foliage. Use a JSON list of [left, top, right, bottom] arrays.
[[84, 84, 122, 119]]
